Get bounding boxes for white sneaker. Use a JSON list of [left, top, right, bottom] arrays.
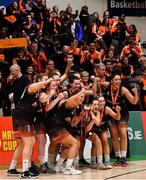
[[63, 167, 82, 175], [54, 165, 64, 173], [97, 163, 109, 170], [104, 162, 112, 169]]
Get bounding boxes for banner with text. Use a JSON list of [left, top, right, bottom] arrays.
[[128, 111, 146, 156], [108, 0, 146, 16]]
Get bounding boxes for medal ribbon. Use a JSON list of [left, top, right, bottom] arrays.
[[111, 85, 119, 105]]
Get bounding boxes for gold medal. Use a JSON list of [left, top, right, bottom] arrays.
[[89, 132, 92, 136]]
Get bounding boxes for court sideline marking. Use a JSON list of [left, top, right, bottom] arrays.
[[104, 168, 146, 180]]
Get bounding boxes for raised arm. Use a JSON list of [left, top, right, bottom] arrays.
[[45, 92, 64, 112], [86, 111, 100, 132], [90, 75, 97, 97], [105, 105, 121, 120], [60, 58, 73, 83], [28, 78, 52, 94], [122, 86, 139, 105], [65, 88, 85, 108]]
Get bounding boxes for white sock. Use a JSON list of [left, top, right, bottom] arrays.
[[39, 156, 45, 165], [22, 159, 29, 172], [115, 151, 121, 158], [91, 156, 96, 164], [121, 151, 127, 158], [28, 161, 31, 168], [104, 155, 110, 163], [9, 160, 17, 170], [73, 157, 79, 168], [97, 156, 103, 164], [66, 159, 73, 169]]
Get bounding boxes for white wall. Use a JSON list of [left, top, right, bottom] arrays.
[[46, 0, 146, 42], [46, 0, 98, 14], [46, 0, 108, 18]]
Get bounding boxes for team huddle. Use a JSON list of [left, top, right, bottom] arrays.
[[6, 63, 138, 178]]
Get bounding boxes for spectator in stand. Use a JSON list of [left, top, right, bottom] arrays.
[[80, 42, 100, 75], [121, 56, 134, 75], [139, 55, 146, 71], [104, 49, 115, 62], [31, 0, 46, 30], [102, 10, 115, 31], [52, 5, 59, 17], [104, 59, 113, 82], [111, 14, 129, 55], [120, 35, 143, 71], [45, 59, 55, 75], [0, 27, 9, 39], [79, 6, 89, 33], [68, 39, 81, 70], [91, 12, 101, 42], [0, 71, 11, 116], [64, 4, 77, 24], [47, 9, 59, 35], [96, 15, 112, 50], [20, 14, 39, 39], [15, 48, 33, 74], [68, 39, 81, 56], [19, 0, 32, 16], [122, 65, 143, 111], [27, 41, 47, 74], [4, 1, 20, 35], [26, 66, 35, 83], [127, 24, 141, 46], [141, 68, 146, 110], [94, 63, 106, 83], [67, 16, 83, 43]]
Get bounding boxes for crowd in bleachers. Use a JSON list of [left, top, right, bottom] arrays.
[[0, 0, 146, 178], [0, 0, 146, 114]]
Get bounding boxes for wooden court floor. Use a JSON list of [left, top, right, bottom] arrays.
[[0, 160, 146, 179]]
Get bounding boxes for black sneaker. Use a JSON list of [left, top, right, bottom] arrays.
[[7, 169, 21, 176], [40, 163, 56, 174], [120, 157, 128, 167], [29, 166, 40, 175], [20, 171, 38, 179], [31, 161, 40, 171], [79, 158, 90, 166], [113, 157, 121, 166]]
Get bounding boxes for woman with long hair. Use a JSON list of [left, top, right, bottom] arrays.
[[104, 73, 138, 166]]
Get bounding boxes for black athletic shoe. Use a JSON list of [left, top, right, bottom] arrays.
[[120, 157, 128, 167], [39, 163, 56, 174], [31, 161, 40, 171], [79, 158, 90, 166], [7, 169, 21, 176], [20, 171, 38, 178], [113, 157, 121, 166], [29, 166, 40, 175]]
